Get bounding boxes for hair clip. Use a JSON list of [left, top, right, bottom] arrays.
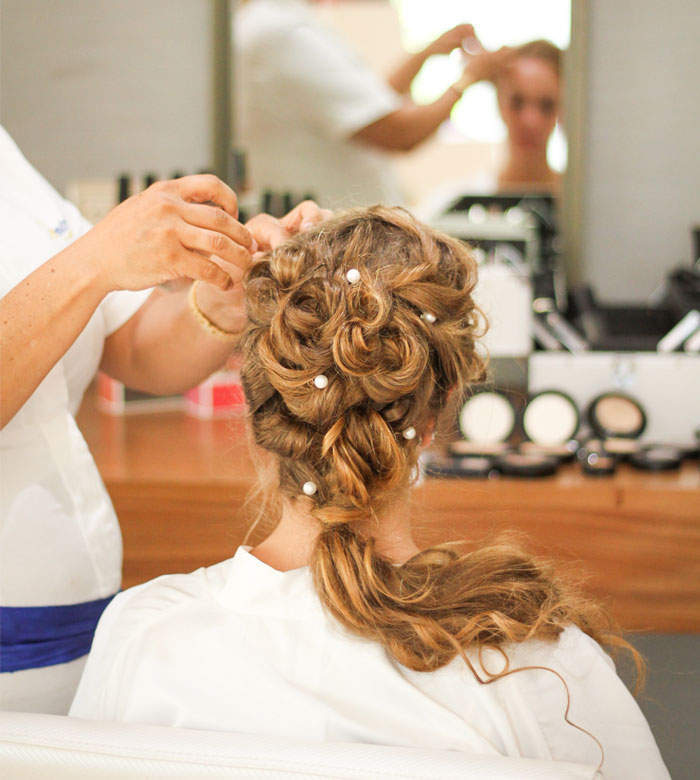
[[402, 426, 417, 440], [302, 481, 318, 496], [421, 312, 436, 324], [313, 374, 328, 389], [346, 268, 361, 284]]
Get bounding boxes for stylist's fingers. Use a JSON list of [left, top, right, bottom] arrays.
[[178, 223, 253, 274], [245, 213, 290, 251], [169, 174, 239, 218], [179, 251, 235, 290], [281, 200, 331, 233], [178, 201, 256, 252], [207, 254, 249, 286]]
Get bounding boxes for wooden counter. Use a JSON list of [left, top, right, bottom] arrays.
[[76, 391, 700, 633]]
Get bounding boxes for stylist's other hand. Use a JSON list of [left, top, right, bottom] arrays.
[[76, 174, 255, 293], [280, 200, 332, 235], [194, 203, 331, 336], [246, 201, 332, 254]]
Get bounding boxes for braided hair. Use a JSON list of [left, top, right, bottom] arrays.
[[240, 206, 642, 704]]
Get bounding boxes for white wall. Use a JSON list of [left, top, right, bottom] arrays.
[[0, 0, 214, 193], [582, 0, 700, 301]]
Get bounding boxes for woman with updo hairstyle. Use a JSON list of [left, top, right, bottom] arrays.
[[457, 37, 563, 192], [71, 207, 667, 778]]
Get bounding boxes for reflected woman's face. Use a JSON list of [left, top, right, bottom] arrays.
[[497, 57, 560, 152]]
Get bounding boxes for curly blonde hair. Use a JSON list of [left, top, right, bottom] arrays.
[[240, 206, 642, 703]]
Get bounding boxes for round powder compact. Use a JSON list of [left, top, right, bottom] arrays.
[[519, 440, 579, 461], [587, 392, 647, 440], [493, 452, 558, 478], [455, 456, 495, 478], [629, 445, 683, 472], [603, 437, 641, 457], [522, 390, 580, 446], [581, 450, 617, 476], [422, 454, 495, 479], [450, 439, 511, 457], [459, 390, 517, 445], [576, 438, 607, 461]]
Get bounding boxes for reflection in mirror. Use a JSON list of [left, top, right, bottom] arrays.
[[233, 0, 570, 213]]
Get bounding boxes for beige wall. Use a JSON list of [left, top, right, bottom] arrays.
[[581, 0, 700, 301], [0, 0, 215, 193]]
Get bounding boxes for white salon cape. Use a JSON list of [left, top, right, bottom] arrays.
[[0, 126, 150, 713], [71, 547, 669, 779], [236, 0, 405, 210]]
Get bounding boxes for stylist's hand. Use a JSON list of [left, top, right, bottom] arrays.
[[460, 43, 514, 86], [425, 24, 477, 57], [76, 174, 254, 293], [245, 200, 333, 254], [193, 201, 331, 335]]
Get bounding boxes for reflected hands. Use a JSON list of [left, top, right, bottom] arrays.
[[426, 24, 477, 57], [457, 39, 515, 90]]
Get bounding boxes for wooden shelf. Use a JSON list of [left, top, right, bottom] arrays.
[[77, 389, 700, 633]]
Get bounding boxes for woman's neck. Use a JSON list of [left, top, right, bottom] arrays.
[[250, 492, 420, 572], [498, 144, 559, 191]]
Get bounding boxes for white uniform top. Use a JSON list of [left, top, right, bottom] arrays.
[[236, 0, 404, 210], [0, 125, 150, 713], [71, 546, 669, 779]]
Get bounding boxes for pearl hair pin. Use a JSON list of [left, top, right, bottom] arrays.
[[421, 312, 436, 324], [346, 268, 361, 284], [313, 374, 328, 389], [403, 426, 417, 440], [302, 481, 317, 496]]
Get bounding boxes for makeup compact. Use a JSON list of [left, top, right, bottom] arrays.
[[519, 440, 579, 462], [581, 449, 618, 476], [601, 437, 641, 458], [629, 444, 684, 472], [520, 390, 580, 462], [578, 438, 618, 476], [586, 392, 647, 440], [423, 454, 495, 479], [458, 390, 517, 447], [493, 452, 558, 478], [450, 439, 511, 457]]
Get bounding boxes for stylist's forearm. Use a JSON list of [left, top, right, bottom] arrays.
[[387, 47, 431, 94], [358, 85, 466, 153], [0, 245, 109, 428], [405, 86, 466, 147], [99, 286, 240, 396]]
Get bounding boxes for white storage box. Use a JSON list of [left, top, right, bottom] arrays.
[[473, 264, 533, 358], [529, 352, 700, 446]]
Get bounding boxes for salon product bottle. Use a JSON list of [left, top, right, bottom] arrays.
[[118, 175, 131, 203], [231, 149, 248, 192]]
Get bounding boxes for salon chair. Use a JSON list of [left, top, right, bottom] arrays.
[[0, 711, 599, 778]]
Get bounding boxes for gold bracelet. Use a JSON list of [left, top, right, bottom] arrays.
[[187, 281, 239, 341]]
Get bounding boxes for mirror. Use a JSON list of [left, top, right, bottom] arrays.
[[232, 0, 571, 213]]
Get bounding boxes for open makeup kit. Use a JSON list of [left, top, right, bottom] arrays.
[[423, 387, 699, 480]]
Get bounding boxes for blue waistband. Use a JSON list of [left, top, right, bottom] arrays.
[[0, 594, 116, 673]]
